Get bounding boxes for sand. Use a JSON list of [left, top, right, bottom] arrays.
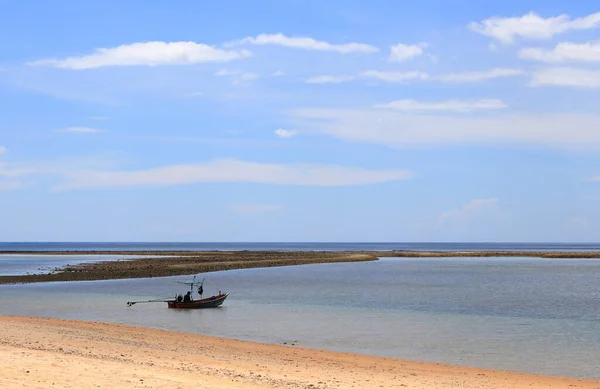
[[1, 316, 598, 389]]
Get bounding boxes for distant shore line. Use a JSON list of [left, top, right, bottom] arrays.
[[2, 250, 600, 284]]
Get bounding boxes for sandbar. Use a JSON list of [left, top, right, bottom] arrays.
[[3, 250, 600, 284]]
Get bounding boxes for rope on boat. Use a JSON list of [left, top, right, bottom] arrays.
[[126, 297, 174, 306]]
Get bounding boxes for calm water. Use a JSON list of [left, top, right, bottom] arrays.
[[1, 257, 600, 379], [2, 241, 600, 252]]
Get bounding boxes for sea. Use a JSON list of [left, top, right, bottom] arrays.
[[1, 242, 600, 379], [2, 241, 600, 252]]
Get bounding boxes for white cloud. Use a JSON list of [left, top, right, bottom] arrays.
[[305, 75, 356, 84], [57, 159, 413, 189], [294, 108, 600, 149], [27, 41, 251, 69], [362, 70, 429, 83], [469, 11, 600, 44], [271, 70, 284, 77], [0, 146, 6, 154], [231, 204, 282, 214], [389, 43, 428, 62], [375, 99, 507, 112], [228, 33, 379, 54], [438, 68, 526, 83], [274, 128, 298, 138], [530, 67, 600, 88], [520, 41, 600, 63], [56, 126, 104, 134]]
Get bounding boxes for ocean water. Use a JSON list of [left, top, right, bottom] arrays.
[[2, 241, 600, 252], [1, 257, 600, 379]]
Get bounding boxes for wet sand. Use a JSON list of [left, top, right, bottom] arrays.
[[3, 250, 600, 284], [1, 316, 598, 389]]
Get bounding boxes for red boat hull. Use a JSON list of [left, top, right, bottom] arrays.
[[167, 293, 228, 309]]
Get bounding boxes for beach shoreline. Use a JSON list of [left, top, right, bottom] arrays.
[[1, 315, 598, 389], [3, 249, 600, 284]]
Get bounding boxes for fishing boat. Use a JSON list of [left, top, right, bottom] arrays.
[[127, 274, 228, 309], [167, 292, 228, 309]]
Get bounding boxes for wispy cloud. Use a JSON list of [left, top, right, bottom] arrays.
[[215, 69, 259, 85], [362, 70, 429, 83], [530, 67, 600, 88], [90, 116, 110, 121], [0, 154, 122, 180], [389, 43, 428, 62], [438, 68, 526, 83], [27, 41, 251, 69], [469, 11, 600, 44], [57, 159, 413, 189], [413, 198, 505, 241], [274, 128, 298, 138], [228, 33, 378, 54], [0, 164, 35, 178], [307, 68, 523, 85], [56, 126, 104, 134], [520, 41, 600, 63], [435, 198, 505, 234], [0, 181, 25, 191], [375, 99, 507, 112], [294, 108, 600, 149], [567, 217, 588, 228], [437, 198, 500, 227], [305, 75, 357, 84], [0, 146, 6, 154], [231, 204, 282, 214]]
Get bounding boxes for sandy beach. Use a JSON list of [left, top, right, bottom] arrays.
[[1, 316, 598, 389]]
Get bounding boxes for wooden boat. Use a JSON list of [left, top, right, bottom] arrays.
[[167, 292, 228, 309], [127, 274, 228, 309]]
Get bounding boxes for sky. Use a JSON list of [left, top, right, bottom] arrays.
[[1, 0, 600, 242]]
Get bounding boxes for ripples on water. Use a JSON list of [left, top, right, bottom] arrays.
[[1, 257, 600, 379]]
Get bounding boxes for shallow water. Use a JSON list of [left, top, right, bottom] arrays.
[[1, 257, 600, 379], [0, 254, 144, 276]]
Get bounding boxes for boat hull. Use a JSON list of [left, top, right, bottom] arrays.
[[167, 293, 228, 309]]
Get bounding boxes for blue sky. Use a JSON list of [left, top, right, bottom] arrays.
[[1, 0, 600, 242]]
